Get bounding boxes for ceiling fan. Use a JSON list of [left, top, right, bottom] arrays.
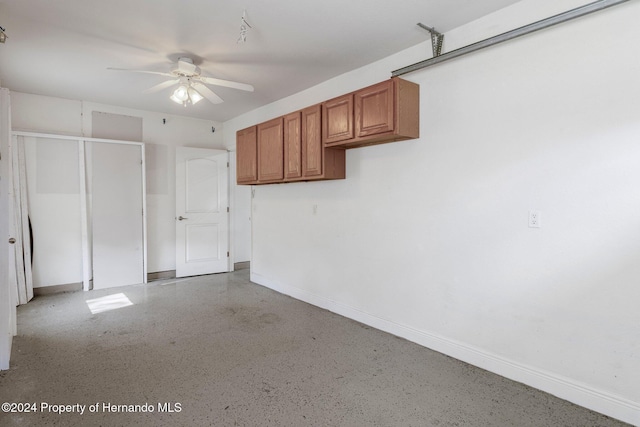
[[108, 57, 254, 106]]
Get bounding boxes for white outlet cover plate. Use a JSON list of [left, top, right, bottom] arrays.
[[528, 210, 541, 228]]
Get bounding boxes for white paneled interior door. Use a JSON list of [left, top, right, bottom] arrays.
[[176, 147, 229, 277], [92, 142, 145, 289]]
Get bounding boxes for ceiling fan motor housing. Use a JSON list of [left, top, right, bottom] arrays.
[[173, 57, 200, 77]]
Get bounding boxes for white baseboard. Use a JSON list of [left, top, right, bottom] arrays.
[[251, 271, 639, 426]]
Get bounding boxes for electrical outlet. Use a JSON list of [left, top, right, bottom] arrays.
[[312, 204, 318, 215], [528, 210, 541, 228]]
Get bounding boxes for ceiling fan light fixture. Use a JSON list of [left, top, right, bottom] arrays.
[[188, 87, 204, 105], [169, 94, 185, 105], [170, 85, 189, 104]]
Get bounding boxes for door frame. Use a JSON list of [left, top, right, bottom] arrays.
[[0, 88, 15, 370], [12, 131, 147, 291]]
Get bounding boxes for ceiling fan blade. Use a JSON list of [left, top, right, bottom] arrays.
[[192, 82, 224, 104], [142, 79, 180, 94], [196, 76, 254, 92], [107, 67, 173, 78]]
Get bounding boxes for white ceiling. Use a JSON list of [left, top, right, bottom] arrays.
[[0, 0, 522, 122]]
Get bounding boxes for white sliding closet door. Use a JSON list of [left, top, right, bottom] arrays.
[[92, 142, 144, 289]]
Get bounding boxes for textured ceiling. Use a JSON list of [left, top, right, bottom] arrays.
[[0, 0, 522, 121]]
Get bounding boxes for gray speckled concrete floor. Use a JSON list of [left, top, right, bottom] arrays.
[[0, 270, 630, 426]]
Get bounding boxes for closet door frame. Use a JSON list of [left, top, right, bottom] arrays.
[[12, 131, 147, 291]]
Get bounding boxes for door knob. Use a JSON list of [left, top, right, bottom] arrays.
[[8, 237, 16, 244], [178, 216, 188, 221]]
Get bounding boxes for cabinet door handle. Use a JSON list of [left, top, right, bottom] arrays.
[[178, 216, 188, 221]]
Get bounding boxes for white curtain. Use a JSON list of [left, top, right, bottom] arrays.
[[10, 135, 33, 305]]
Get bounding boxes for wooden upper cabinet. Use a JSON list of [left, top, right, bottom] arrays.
[[236, 107, 344, 186], [322, 93, 353, 145], [236, 77, 418, 185], [236, 126, 257, 184], [283, 111, 302, 179], [356, 79, 394, 138], [258, 117, 284, 182], [325, 77, 419, 149], [302, 104, 323, 177]]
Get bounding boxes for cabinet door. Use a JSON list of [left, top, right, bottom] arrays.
[[323, 94, 353, 144], [283, 111, 302, 179], [355, 79, 394, 138], [302, 104, 323, 177], [236, 126, 257, 184], [258, 117, 284, 182]]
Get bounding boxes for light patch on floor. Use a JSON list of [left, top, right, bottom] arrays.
[[86, 293, 133, 314]]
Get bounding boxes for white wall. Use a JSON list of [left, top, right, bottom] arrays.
[[223, 0, 640, 424], [228, 151, 252, 264], [82, 101, 224, 274], [11, 94, 226, 285]]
